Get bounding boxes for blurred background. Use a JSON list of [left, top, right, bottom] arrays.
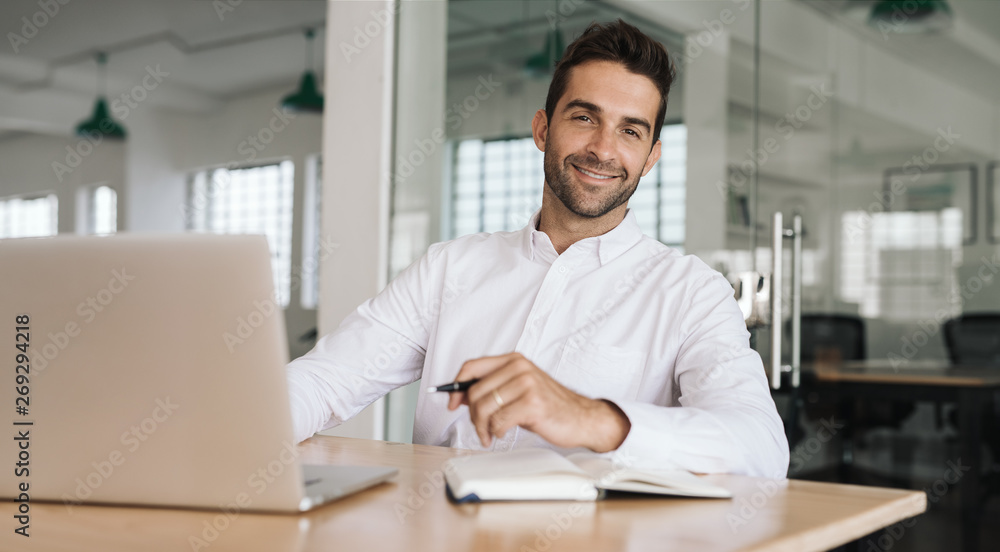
[[1, 1, 998, 549]]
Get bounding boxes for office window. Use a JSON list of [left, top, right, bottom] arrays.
[[450, 137, 543, 237], [187, 161, 295, 306], [448, 124, 686, 249], [85, 185, 117, 235], [649, 124, 686, 248], [0, 193, 58, 239], [301, 155, 322, 309], [840, 208, 962, 320]]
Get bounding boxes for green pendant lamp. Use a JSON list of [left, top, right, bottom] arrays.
[[869, 0, 953, 33], [524, 27, 566, 78], [281, 29, 324, 113], [75, 52, 126, 140]]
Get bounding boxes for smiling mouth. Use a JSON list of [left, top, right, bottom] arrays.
[[573, 165, 619, 180]]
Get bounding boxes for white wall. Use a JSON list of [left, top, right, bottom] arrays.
[[0, 83, 324, 361], [0, 133, 125, 234]]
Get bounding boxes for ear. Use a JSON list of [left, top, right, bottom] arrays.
[[531, 109, 549, 152], [640, 139, 662, 177]]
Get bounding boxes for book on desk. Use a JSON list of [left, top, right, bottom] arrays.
[[443, 448, 732, 503]]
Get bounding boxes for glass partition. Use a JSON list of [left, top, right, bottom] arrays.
[[388, 7, 1000, 516]]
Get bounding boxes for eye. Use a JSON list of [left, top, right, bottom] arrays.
[[623, 128, 640, 138], [575, 115, 593, 123]]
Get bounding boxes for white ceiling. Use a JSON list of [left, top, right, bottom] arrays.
[[0, 0, 326, 137], [800, 0, 1000, 103], [446, 0, 685, 77], [1, 0, 997, 141]]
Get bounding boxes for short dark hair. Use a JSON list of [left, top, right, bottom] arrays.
[[544, 19, 676, 144]]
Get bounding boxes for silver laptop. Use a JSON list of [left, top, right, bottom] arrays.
[[0, 233, 396, 513]]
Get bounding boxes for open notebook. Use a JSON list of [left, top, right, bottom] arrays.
[[444, 448, 732, 503]]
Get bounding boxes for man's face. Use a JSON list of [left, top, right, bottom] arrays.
[[533, 60, 662, 220]]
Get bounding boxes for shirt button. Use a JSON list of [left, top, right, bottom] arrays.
[[558, 266, 568, 274]]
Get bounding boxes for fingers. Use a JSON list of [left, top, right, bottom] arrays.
[[467, 370, 535, 447], [484, 392, 536, 443], [446, 353, 527, 411], [455, 352, 526, 381], [444, 352, 590, 449], [446, 389, 465, 411], [469, 384, 524, 447]]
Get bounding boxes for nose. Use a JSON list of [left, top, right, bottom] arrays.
[[586, 124, 616, 162]]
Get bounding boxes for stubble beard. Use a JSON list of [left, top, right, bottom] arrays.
[[543, 149, 641, 219]]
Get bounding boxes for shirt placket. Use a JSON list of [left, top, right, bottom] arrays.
[[493, 252, 578, 451]]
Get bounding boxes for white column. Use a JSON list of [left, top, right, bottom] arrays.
[[317, 0, 398, 440], [683, 30, 730, 257], [383, 0, 448, 443]]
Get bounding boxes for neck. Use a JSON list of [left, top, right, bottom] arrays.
[[537, 186, 627, 254]]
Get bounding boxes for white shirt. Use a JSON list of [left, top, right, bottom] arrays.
[[286, 210, 789, 478]]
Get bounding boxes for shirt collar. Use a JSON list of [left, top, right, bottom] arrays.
[[523, 208, 644, 266]]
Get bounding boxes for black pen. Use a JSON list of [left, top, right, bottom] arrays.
[[426, 378, 480, 393]]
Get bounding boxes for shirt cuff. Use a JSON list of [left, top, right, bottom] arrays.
[[601, 400, 745, 475]]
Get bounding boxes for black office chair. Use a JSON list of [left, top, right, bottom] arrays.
[[943, 314, 1000, 365], [780, 315, 869, 454], [799, 314, 865, 363], [942, 314, 1000, 499], [781, 315, 867, 449], [792, 315, 915, 482], [801, 315, 914, 431]]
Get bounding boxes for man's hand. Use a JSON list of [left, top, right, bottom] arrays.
[[446, 352, 631, 452]]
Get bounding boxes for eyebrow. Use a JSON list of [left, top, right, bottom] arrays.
[[563, 99, 652, 136]]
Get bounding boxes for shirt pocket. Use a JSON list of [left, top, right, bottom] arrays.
[[553, 341, 647, 402]]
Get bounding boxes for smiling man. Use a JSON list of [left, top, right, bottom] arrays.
[[286, 20, 789, 478]]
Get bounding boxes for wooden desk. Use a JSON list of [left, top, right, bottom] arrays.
[[805, 359, 1000, 552], [3, 436, 925, 552]]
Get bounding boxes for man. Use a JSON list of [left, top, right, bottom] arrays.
[[286, 20, 789, 478]]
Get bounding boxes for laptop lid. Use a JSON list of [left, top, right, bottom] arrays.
[[0, 233, 336, 512]]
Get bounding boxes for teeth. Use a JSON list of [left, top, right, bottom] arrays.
[[577, 167, 615, 180]]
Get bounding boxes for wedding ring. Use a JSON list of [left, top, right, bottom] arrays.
[[492, 389, 505, 409]]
